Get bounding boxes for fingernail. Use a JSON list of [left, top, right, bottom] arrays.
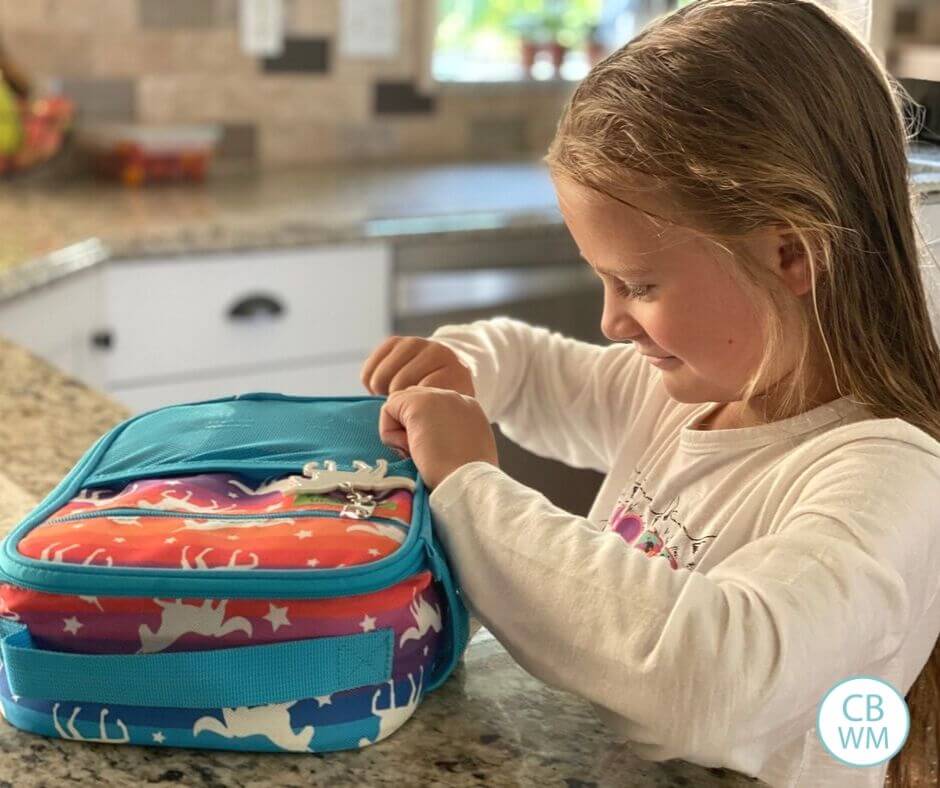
[[392, 447, 408, 459]]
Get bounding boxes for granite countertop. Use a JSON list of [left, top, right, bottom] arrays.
[[0, 158, 571, 302], [1, 145, 939, 303], [0, 338, 765, 786]]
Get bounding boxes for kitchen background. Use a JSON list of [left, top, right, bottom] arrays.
[[0, 0, 938, 516]]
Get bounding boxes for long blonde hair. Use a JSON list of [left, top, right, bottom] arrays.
[[544, 0, 940, 784]]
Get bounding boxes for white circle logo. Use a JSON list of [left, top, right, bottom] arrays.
[[817, 676, 909, 767]]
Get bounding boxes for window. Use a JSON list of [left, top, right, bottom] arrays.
[[433, 1, 686, 83]]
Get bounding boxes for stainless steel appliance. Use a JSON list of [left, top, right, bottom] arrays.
[[393, 225, 607, 517]]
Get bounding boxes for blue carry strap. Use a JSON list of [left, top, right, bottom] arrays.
[[0, 619, 392, 709]]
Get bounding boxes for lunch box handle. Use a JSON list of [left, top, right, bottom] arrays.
[[0, 620, 392, 709]]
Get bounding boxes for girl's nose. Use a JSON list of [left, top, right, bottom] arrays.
[[601, 301, 644, 344]]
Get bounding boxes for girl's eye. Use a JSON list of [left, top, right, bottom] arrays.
[[613, 281, 653, 300]]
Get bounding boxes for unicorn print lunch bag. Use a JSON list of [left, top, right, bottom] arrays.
[[0, 393, 470, 753]]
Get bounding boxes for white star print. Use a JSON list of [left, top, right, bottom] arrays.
[[226, 535, 239, 541], [228, 492, 238, 498], [424, 646, 429, 656], [295, 530, 313, 540], [113, 537, 126, 543], [306, 558, 319, 567], [63, 617, 83, 635], [165, 537, 177, 544], [263, 604, 291, 632], [367, 548, 381, 556], [71, 524, 85, 529], [315, 694, 332, 707], [359, 614, 376, 632], [152, 731, 166, 743]]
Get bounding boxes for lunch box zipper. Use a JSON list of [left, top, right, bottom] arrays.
[[1, 470, 432, 599], [47, 508, 409, 530]]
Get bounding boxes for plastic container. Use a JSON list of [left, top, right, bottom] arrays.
[[79, 124, 222, 186]]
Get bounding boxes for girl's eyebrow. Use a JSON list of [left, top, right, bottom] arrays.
[[578, 251, 655, 277]]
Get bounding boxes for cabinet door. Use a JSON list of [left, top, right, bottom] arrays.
[[107, 359, 368, 414], [919, 201, 940, 249], [101, 243, 391, 385], [0, 266, 104, 380], [918, 200, 940, 339]]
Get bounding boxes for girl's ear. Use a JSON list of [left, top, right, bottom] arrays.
[[774, 228, 815, 298]]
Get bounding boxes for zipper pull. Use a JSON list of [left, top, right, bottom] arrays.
[[339, 482, 376, 519]]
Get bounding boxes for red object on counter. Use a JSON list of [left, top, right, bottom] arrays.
[[93, 143, 213, 186], [80, 124, 221, 186]]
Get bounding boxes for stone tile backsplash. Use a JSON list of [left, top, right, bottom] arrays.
[[0, 0, 572, 165]]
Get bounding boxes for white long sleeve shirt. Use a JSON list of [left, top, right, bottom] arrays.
[[425, 316, 940, 788]]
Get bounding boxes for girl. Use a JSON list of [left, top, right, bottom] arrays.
[[362, 1, 940, 785]]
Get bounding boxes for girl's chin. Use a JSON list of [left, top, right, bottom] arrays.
[[646, 355, 682, 370]]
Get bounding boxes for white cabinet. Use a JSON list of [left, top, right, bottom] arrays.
[[917, 200, 940, 338], [0, 266, 105, 381], [108, 358, 366, 413], [919, 201, 940, 249], [0, 242, 392, 413], [102, 244, 389, 384]]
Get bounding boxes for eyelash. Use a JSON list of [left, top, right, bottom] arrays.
[[612, 280, 653, 300]]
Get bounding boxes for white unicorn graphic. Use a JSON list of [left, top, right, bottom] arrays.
[[38, 543, 114, 567], [0, 595, 20, 622], [79, 596, 104, 611], [71, 485, 137, 507], [227, 477, 300, 498], [399, 593, 442, 647], [137, 598, 252, 653], [173, 517, 295, 532], [52, 704, 130, 744], [150, 490, 241, 515], [179, 546, 260, 570], [358, 666, 425, 746], [193, 702, 314, 751], [346, 523, 406, 544]]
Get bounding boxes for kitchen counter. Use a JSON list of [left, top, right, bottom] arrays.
[[0, 337, 765, 787], [0, 158, 570, 302], [1, 146, 939, 302]]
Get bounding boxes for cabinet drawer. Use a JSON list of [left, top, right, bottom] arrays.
[[107, 359, 368, 414], [102, 244, 390, 385]]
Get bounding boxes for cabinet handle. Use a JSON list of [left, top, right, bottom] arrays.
[[227, 294, 286, 322], [90, 330, 113, 350]]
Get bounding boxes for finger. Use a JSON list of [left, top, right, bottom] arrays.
[[378, 394, 411, 455], [366, 337, 424, 394], [360, 335, 403, 393], [388, 353, 451, 394]]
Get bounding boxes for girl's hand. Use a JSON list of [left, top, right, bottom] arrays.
[[379, 386, 498, 489], [361, 336, 475, 397]]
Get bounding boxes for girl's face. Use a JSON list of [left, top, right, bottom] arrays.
[[553, 174, 797, 407]]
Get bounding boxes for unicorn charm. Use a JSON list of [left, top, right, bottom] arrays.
[[295, 459, 416, 494]]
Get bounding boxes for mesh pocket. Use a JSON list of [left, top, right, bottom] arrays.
[[87, 397, 409, 483]]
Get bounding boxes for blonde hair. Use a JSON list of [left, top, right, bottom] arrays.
[[544, 0, 940, 784]]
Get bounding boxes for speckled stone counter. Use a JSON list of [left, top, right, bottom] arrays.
[[0, 158, 570, 302], [0, 337, 765, 787]]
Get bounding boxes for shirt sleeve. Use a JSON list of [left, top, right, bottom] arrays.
[[428, 437, 940, 776], [429, 317, 654, 474]]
